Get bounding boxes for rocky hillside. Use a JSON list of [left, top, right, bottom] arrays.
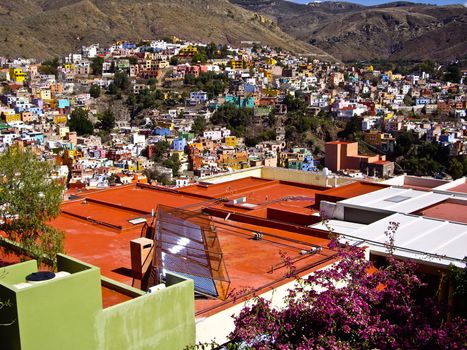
[[0, 0, 333, 60], [232, 0, 467, 61]]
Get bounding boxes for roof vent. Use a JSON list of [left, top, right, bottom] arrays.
[[252, 232, 263, 240], [300, 246, 322, 255]]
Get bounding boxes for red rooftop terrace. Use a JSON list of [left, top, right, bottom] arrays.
[[3, 177, 387, 312]]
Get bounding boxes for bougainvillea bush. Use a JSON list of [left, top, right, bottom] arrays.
[[229, 241, 467, 349]]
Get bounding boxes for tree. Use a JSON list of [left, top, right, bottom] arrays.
[[97, 109, 115, 133], [68, 108, 94, 136], [38, 58, 60, 76], [230, 234, 467, 349], [150, 141, 170, 162], [89, 84, 101, 98], [163, 154, 182, 177], [192, 52, 207, 64], [448, 158, 464, 180], [191, 115, 206, 136], [113, 70, 130, 92], [444, 64, 461, 84], [338, 116, 362, 141], [169, 56, 179, 66], [0, 147, 65, 265], [90, 56, 104, 76]]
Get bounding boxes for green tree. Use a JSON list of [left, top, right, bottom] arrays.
[[403, 94, 413, 106], [163, 154, 182, 177], [192, 52, 207, 64], [444, 64, 461, 84], [68, 108, 94, 136], [90, 56, 104, 76], [338, 116, 362, 141], [98, 109, 115, 133], [0, 147, 65, 265], [151, 141, 170, 162], [191, 115, 206, 136], [169, 56, 179, 66], [283, 94, 306, 112], [113, 70, 130, 92], [38, 58, 60, 76], [448, 158, 464, 180], [89, 84, 101, 98]]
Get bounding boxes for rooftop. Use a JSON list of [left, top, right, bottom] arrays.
[[49, 179, 342, 309], [338, 213, 467, 268], [339, 187, 451, 214], [414, 198, 467, 225]]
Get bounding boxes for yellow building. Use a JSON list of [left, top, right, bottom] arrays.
[[63, 64, 76, 72], [191, 142, 203, 151], [9, 68, 27, 83], [40, 89, 52, 100], [62, 149, 83, 165], [230, 59, 245, 70], [224, 136, 237, 147], [54, 115, 68, 124], [4, 113, 21, 123], [179, 45, 198, 56]]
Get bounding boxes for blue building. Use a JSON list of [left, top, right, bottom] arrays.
[[172, 138, 187, 152], [225, 95, 254, 108], [58, 99, 70, 109], [153, 128, 171, 136], [415, 98, 432, 106]]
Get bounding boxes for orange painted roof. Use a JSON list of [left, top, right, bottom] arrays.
[[47, 180, 340, 309], [318, 181, 387, 198]]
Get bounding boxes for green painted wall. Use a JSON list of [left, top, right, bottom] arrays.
[[0, 257, 196, 350], [1, 261, 36, 285], [96, 274, 195, 350], [16, 267, 102, 350]]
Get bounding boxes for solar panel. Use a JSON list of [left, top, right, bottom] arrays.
[[151, 206, 230, 299]]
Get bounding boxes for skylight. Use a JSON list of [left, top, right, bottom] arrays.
[[385, 195, 410, 203]]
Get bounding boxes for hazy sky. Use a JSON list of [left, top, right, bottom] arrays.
[[290, 0, 465, 5]]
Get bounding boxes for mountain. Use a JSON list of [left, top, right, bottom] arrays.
[[231, 0, 467, 61], [0, 0, 334, 60]]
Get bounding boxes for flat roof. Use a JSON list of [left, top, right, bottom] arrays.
[[309, 219, 366, 235], [194, 216, 336, 316], [447, 182, 467, 194], [318, 181, 387, 199], [415, 198, 467, 225], [50, 180, 337, 310], [339, 187, 451, 214], [338, 213, 467, 268]]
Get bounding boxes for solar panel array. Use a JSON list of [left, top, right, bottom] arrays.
[[152, 205, 230, 299]]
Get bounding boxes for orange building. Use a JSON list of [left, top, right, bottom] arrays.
[[325, 141, 394, 177]]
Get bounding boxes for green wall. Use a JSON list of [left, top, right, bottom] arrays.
[[16, 265, 102, 350], [96, 274, 195, 350], [0, 256, 195, 350], [1, 261, 36, 285]]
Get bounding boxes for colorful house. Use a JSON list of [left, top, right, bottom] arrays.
[[9, 68, 27, 83]]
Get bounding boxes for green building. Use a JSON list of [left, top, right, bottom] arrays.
[[0, 255, 195, 350]]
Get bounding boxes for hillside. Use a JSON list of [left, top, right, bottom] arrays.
[[0, 0, 334, 60], [232, 0, 467, 61]]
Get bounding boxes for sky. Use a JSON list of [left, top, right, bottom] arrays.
[[289, 0, 466, 6]]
